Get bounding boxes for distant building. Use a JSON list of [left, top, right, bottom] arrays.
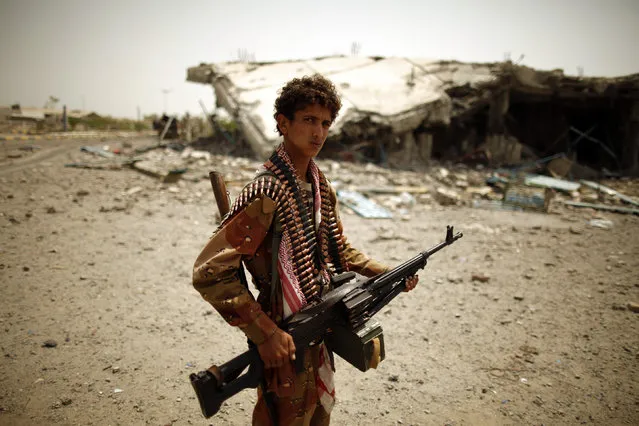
[[0, 104, 101, 133]]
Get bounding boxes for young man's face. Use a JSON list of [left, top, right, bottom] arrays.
[[279, 103, 332, 159]]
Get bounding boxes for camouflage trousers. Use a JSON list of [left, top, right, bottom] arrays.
[[253, 345, 331, 426]]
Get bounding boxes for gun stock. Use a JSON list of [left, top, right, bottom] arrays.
[[209, 171, 230, 217], [189, 349, 262, 418]]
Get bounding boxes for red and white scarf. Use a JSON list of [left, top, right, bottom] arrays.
[[271, 147, 336, 412]]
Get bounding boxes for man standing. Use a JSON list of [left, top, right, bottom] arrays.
[[193, 74, 418, 425]]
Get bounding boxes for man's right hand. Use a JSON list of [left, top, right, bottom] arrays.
[[257, 328, 296, 369]]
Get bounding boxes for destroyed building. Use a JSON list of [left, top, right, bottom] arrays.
[[187, 56, 639, 176], [0, 104, 102, 133]]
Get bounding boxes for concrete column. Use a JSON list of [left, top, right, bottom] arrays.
[[62, 105, 68, 132], [488, 90, 510, 134], [507, 136, 522, 164], [402, 131, 417, 165], [486, 90, 517, 165], [416, 132, 433, 164], [485, 134, 521, 165]]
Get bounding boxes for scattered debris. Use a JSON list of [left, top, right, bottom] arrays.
[[465, 186, 494, 197], [546, 156, 573, 178], [385, 192, 417, 209], [471, 273, 490, 283], [472, 199, 524, 212], [447, 275, 464, 284], [99, 203, 129, 213], [59, 132, 639, 222], [524, 175, 581, 193], [520, 345, 539, 355], [563, 201, 639, 216], [569, 226, 585, 234], [337, 190, 393, 219], [125, 186, 143, 196], [433, 187, 461, 206], [503, 184, 551, 212], [18, 144, 41, 152], [588, 219, 614, 229], [464, 223, 497, 234], [132, 161, 186, 183], [181, 147, 212, 162], [357, 186, 430, 195], [65, 160, 133, 170], [580, 180, 639, 207], [80, 145, 116, 159]]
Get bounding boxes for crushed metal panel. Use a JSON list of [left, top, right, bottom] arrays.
[[579, 180, 639, 207], [337, 190, 393, 219], [503, 183, 551, 212], [80, 145, 115, 158], [524, 174, 581, 193], [563, 201, 639, 215]]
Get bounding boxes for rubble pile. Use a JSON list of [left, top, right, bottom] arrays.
[[64, 140, 639, 219]]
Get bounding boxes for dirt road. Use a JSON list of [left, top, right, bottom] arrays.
[[1, 137, 637, 425]]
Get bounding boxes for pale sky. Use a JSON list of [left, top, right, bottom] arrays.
[[1, 0, 638, 119]]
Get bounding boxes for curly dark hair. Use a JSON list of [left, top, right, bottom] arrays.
[[273, 73, 342, 135]]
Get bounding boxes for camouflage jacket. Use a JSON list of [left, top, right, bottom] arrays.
[[192, 176, 388, 346]]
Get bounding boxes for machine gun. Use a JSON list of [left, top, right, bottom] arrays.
[[189, 225, 463, 418]]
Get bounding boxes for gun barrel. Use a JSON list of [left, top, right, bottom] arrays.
[[423, 230, 463, 258], [367, 227, 463, 292]]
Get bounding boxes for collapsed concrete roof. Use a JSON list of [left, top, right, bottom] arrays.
[[187, 56, 503, 158], [187, 56, 639, 160]]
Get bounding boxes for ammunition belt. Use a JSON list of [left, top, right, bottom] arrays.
[[265, 146, 347, 301], [223, 146, 348, 303]]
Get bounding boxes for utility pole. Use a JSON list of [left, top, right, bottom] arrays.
[[62, 105, 68, 132]]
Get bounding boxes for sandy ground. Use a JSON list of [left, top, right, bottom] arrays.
[[0, 137, 638, 426]]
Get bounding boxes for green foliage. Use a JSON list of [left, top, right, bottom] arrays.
[[217, 118, 238, 133]]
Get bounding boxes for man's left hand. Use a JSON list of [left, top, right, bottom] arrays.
[[403, 275, 419, 292]]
